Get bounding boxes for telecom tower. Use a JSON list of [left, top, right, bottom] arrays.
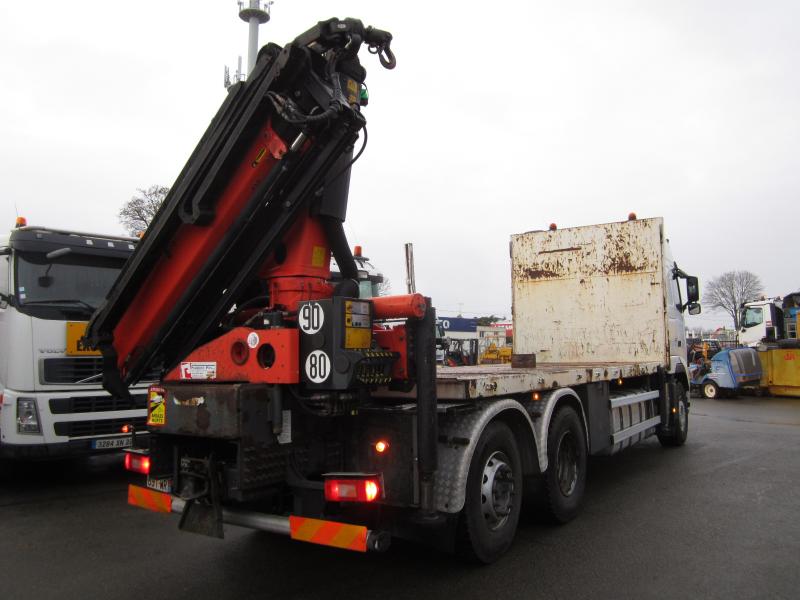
[[225, 1, 273, 89]]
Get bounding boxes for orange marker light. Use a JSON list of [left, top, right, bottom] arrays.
[[375, 440, 389, 454], [365, 480, 379, 502], [121, 424, 130, 434], [532, 392, 541, 401]]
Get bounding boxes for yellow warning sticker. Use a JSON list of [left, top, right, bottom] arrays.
[[311, 245, 327, 268], [345, 327, 371, 349], [147, 387, 166, 427]]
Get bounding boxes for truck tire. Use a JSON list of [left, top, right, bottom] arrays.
[[541, 405, 587, 524], [455, 421, 522, 564], [702, 381, 719, 399], [658, 383, 689, 447]]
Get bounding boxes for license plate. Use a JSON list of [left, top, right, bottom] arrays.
[[147, 477, 173, 493], [66, 322, 101, 356], [91, 437, 132, 450]]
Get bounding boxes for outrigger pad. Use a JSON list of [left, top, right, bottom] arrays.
[[178, 500, 224, 539]]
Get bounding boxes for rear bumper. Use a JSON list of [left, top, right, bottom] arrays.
[[127, 484, 391, 553]]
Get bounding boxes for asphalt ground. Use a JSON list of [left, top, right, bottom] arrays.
[[1, 395, 798, 600]]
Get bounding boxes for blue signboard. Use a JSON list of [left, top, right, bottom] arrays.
[[438, 317, 478, 333]]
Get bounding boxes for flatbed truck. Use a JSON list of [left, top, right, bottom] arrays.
[[88, 18, 701, 563]]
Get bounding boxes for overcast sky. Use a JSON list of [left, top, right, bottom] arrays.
[[1, 1, 797, 330]]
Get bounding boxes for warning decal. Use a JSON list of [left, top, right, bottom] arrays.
[[147, 386, 166, 427], [180, 362, 217, 380]]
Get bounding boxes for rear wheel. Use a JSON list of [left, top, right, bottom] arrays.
[[541, 406, 587, 524], [455, 421, 522, 564], [702, 381, 719, 399], [658, 382, 689, 447]]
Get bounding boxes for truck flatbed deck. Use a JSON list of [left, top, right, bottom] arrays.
[[436, 362, 663, 400]]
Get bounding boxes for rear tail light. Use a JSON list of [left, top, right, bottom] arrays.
[[324, 477, 382, 503], [124, 452, 150, 475]]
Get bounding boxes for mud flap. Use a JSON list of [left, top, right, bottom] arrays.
[[177, 457, 225, 538], [179, 500, 224, 539]]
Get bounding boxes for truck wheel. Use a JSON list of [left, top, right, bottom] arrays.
[[702, 381, 719, 399], [658, 383, 689, 447], [455, 421, 522, 564], [542, 406, 587, 524]]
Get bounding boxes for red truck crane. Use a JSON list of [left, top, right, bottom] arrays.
[[89, 18, 698, 564]]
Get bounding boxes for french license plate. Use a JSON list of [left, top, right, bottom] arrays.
[[147, 477, 173, 493], [91, 437, 132, 450]]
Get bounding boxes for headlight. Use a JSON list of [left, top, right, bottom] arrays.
[[17, 397, 41, 434]]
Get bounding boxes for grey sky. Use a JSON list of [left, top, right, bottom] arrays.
[[1, 1, 797, 330]]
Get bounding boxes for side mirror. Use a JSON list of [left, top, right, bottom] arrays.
[[688, 302, 701, 315], [686, 276, 700, 303]]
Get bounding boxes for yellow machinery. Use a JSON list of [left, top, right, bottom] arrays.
[[758, 343, 800, 397], [479, 343, 512, 365]]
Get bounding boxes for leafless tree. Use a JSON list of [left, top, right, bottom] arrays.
[[704, 270, 764, 330], [377, 277, 392, 296], [119, 185, 169, 235]]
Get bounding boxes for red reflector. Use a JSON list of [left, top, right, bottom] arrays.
[[124, 452, 150, 475], [324, 478, 381, 503]]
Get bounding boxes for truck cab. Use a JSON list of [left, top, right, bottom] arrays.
[[739, 298, 784, 346], [0, 224, 149, 458]]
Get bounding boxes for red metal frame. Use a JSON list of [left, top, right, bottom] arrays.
[[163, 327, 299, 384], [373, 325, 409, 380]]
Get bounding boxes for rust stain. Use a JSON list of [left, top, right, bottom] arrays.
[[518, 266, 561, 280], [539, 246, 581, 254]]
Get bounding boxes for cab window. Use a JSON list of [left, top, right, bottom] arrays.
[[742, 307, 763, 328]]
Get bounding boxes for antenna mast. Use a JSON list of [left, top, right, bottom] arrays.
[[225, 1, 273, 88]]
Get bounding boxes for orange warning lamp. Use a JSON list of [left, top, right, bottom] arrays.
[[15, 217, 27, 228], [548, 223, 557, 231], [628, 212, 637, 221], [353, 245, 362, 257]]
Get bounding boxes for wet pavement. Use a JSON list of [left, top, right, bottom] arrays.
[[1, 395, 798, 599]]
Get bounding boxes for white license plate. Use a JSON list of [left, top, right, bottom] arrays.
[[91, 437, 132, 450], [147, 477, 173, 493]]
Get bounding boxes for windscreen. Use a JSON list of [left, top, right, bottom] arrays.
[[15, 252, 127, 320]]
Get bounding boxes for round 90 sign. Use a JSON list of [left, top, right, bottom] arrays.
[[299, 302, 324, 335]]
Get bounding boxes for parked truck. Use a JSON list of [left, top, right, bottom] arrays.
[[0, 223, 149, 458], [739, 297, 786, 347], [88, 18, 700, 563]]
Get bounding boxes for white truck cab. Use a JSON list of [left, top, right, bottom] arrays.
[[0, 224, 149, 459], [739, 298, 783, 347]]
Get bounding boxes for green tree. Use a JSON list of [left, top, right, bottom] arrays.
[[476, 315, 502, 326]]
